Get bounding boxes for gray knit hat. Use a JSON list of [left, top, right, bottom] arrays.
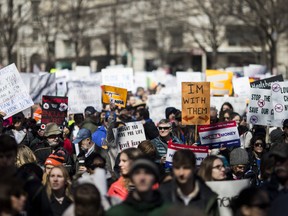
[[129, 158, 159, 182], [230, 148, 249, 166]]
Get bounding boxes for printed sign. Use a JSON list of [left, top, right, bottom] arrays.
[[41, 96, 68, 129], [206, 179, 250, 216], [165, 142, 209, 168], [198, 121, 240, 149], [0, 64, 34, 119], [102, 85, 128, 108], [271, 81, 288, 120], [67, 81, 102, 114], [101, 67, 134, 91], [206, 70, 233, 95], [113, 121, 146, 151], [182, 82, 210, 125], [250, 75, 283, 89]]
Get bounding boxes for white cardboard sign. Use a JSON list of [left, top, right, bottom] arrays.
[[271, 82, 288, 120]]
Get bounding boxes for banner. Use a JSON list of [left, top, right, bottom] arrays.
[[0, 64, 34, 119], [206, 179, 250, 216], [198, 121, 240, 149], [101, 67, 134, 91], [250, 75, 283, 89], [41, 96, 68, 129], [165, 142, 209, 168], [102, 85, 127, 108], [67, 81, 102, 114], [113, 121, 146, 151], [206, 70, 233, 96], [182, 82, 210, 125], [271, 81, 288, 120]]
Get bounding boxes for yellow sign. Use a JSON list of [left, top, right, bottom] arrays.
[[182, 82, 210, 125], [102, 85, 127, 108], [206, 70, 233, 96]]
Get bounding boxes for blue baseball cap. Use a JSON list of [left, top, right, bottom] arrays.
[[73, 128, 91, 144]]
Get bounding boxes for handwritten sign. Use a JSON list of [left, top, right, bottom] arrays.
[[206, 179, 249, 216], [250, 75, 283, 89], [0, 64, 34, 119], [41, 96, 68, 129], [182, 82, 210, 125], [67, 81, 102, 114], [271, 81, 288, 120], [102, 85, 127, 108], [113, 121, 146, 151], [198, 121, 240, 149], [165, 142, 209, 168]]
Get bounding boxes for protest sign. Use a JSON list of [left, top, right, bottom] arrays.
[[232, 77, 250, 98], [67, 81, 102, 114], [176, 72, 203, 93], [41, 96, 68, 129], [244, 64, 267, 77], [101, 67, 134, 91], [182, 82, 210, 125], [250, 75, 283, 89], [206, 70, 233, 95], [102, 85, 127, 108], [165, 142, 209, 168], [56, 77, 67, 97], [0, 64, 34, 119], [113, 121, 146, 151], [210, 97, 247, 117], [198, 121, 240, 149], [206, 179, 250, 216], [271, 81, 288, 120], [147, 93, 181, 124]]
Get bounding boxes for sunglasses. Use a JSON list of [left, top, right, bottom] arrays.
[[212, 164, 225, 170], [254, 143, 264, 147], [47, 135, 60, 139], [158, 126, 170, 130]]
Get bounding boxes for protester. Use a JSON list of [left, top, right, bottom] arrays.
[[92, 112, 111, 147], [159, 149, 219, 216], [16, 144, 37, 167], [231, 112, 242, 126], [210, 106, 219, 124], [198, 155, 227, 181], [43, 153, 65, 184], [106, 158, 165, 216], [219, 102, 234, 120], [228, 148, 249, 180], [81, 106, 100, 133], [68, 113, 84, 141], [107, 148, 143, 200], [219, 109, 233, 122], [46, 165, 73, 216], [165, 107, 179, 122], [282, 119, 288, 143]]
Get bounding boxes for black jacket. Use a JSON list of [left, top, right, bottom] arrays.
[[50, 195, 72, 216], [159, 176, 219, 216]]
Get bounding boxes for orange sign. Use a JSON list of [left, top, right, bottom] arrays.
[[206, 70, 233, 96], [182, 82, 210, 125], [102, 85, 127, 108]]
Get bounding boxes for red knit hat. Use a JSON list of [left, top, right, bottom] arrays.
[[45, 154, 64, 166]]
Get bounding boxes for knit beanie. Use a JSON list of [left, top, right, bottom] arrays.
[[270, 128, 284, 144], [45, 154, 64, 166], [230, 148, 249, 166]]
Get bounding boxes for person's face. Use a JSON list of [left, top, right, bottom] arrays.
[[241, 191, 269, 216], [158, 123, 171, 138], [274, 156, 288, 180], [222, 105, 231, 111], [253, 140, 264, 154], [233, 115, 241, 125], [45, 164, 54, 175], [224, 113, 231, 121], [211, 159, 226, 180], [11, 194, 26, 213], [49, 168, 65, 191], [38, 129, 45, 137], [232, 165, 246, 177], [132, 168, 155, 193], [13, 116, 24, 129], [0, 151, 16, 168], [80, 138, 92, 151], [168, 113, 175, 121], [135, 112, 142, 121], [283, 126, 288, 135], [46, 134, 60, 146], [173, 165, 194, 185], [119, 153, 131, 176]]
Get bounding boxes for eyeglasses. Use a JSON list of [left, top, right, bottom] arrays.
[[250, 202, 270, 209], [236, 165, 246, 169], [254, 142, 264, 147], [212, 164, 225, 170], [158, 126, 170, 131]]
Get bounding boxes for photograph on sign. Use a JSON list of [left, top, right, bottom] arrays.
[[182, 82, 210, 125], [102, 85, 128, 108]]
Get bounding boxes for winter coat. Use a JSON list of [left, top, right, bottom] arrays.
[[92, 125, 107, 147], [81, 117, 99, 133], [107, 176, 128, 201], [159, 177, 219, 216], [143, 119, 159, 140], [106, 190, 167, 216], [50, 194, 72, 216]]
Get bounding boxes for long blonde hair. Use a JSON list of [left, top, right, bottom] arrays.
[[16, 145, 37, 167], [46, 165, 73, 201]]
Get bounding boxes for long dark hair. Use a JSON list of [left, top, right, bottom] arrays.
[[198, 155, 220, 181]]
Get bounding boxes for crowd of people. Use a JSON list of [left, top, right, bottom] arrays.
[[0, 87, 288, 216]]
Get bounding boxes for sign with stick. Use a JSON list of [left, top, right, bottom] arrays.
[[182, 82, 210, 125], [198, 121, 240, 149], [102, 85, 127, 108], [41, 96, 68, 129], [271, 81, 288, 120], [250, 75, 283, 89]]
